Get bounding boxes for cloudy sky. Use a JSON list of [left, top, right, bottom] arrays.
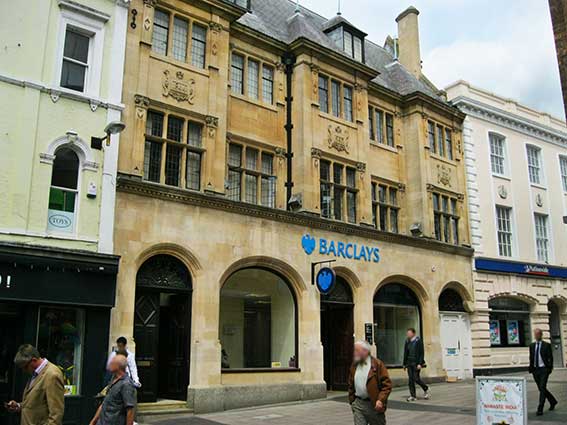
[[298, 0, 564, 119]]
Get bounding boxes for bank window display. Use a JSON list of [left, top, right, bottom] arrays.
[[489, 133, 507, 175], [526, 145, 542, 185], [560, 156, 567, 192], [320, 160, 357, 223], [48, 147, 79, 234], [427, 120, 454, 160], [374, 284, 421, 367], [318, 74, 354, 122], [230, 52, 275, 105], [432, 193, 459, 245], [151, 9, 207, 69], [37, 307, 85, 396], [226, 143, 276, 206], [496, 206, 513, 257], [143, 110, 204, 190], [488, 298, 531, 347], [534, 214, 550, 263], [372, 182, 399, 233], [220, 268, 297, 370], [369, 106, 394, 147]]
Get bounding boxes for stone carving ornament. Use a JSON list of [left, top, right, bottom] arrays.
[[535, 193, 544, 207], [497, 185, 508, 199], [162, 70, 195, 104], [327, 125, 350, 154], [437, 164, 452, 187]]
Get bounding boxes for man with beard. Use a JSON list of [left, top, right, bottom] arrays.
[[348, 341, 392, 425]]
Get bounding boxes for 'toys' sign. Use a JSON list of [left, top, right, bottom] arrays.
[[316, 267, 336, 294], [302, 234, 380, 263]]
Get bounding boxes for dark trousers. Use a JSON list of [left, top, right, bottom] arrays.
[[533, 368, 557, 411], [407, 365, 428, 397]]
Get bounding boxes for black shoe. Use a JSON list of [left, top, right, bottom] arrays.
[[550, 401, 558, 411], [536, 411, 543, 416]]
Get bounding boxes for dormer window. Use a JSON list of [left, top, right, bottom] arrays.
[[323, 15, 366, 63]]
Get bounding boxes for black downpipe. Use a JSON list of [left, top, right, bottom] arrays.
[[282, 52, 296, 210]]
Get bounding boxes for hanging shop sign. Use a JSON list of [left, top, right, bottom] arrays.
[[0, 274, 12, 290], [316, 267, 336, 295], [364, 323, 374, 345], [301, 234, 380, 263], [476, 377, 527, 425]]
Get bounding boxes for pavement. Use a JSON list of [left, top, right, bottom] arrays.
[[140, 371, 567, 425]]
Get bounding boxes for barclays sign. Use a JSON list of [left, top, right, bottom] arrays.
[[302, 234, 380, 263]]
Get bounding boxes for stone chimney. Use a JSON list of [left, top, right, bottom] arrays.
[[396, 6, 422, 78]]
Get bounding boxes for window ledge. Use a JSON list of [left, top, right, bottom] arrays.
[[149, 52, 210, 78], [430, 153, 457, 166], [492, 173, 511, 181], [370, 142, 397, 154], [318, 112, 357, 129], [530, 183, 547, 191], [230, 93, 278, 112], [222, 368, 301, 374]]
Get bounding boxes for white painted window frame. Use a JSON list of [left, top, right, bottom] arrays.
[[54, 1, 109, 97], [525, 143, 545, 187], [495, 205, 514, 258], [558, 154, 567, 193], [488, 132, 507, 177]]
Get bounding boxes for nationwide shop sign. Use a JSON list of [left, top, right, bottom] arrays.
[[301, 234, 380, 263], [476, 377, 527, 425]]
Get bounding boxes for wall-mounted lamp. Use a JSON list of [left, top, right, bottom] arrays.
[[91, 121, 126, 149]]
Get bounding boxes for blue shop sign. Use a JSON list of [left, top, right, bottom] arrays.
[[475, 258, 567, 279], [301, 234, 380, 263], [316, 267, 336, 294]]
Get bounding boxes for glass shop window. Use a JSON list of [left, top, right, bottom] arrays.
[[488, 298, 531, 348], [37, 307, 85, 396], [220, 268, 297, 370], [374, 284, 421, 367]]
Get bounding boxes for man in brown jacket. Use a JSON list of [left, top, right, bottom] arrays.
[[5, 344, 65, 425], [348, 341, 393, 425]]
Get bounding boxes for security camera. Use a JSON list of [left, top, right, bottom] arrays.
[[287, 193, 303, 211], [410, 222, 423, 237]]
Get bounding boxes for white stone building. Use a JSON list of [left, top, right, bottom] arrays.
[[447, 81, 567, 374]]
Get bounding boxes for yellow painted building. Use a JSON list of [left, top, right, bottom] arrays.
[[112, 0, 475, 412]]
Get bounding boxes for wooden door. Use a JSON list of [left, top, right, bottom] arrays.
[[134, 291, 160, 402], [158, 295, 190, 401], [322, 304, 354, 391]]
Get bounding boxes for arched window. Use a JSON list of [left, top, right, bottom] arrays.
[[220, 268, 297, 370], [439, 288, 465, 312], [374, 283, 421, 367], [48, 147, 80, 233], [489, 298, 531, 348]]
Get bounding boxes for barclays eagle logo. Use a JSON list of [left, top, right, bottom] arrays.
[[301, 234, 316, 255]]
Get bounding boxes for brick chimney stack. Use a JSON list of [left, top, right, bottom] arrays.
[[396, 6, 422, 78]]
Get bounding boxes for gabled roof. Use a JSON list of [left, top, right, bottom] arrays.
[[321, 13, 367, 37], [235, 0, 442, 100]]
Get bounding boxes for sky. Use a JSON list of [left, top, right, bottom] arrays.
[[297, 0, 565, 119]]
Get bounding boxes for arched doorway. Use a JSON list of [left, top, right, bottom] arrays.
[[219, 268, 298, 370], [134, 255, 192, 402], [320, 276, 354, 391], [548, 300, 564, 368], [488, 297, 531, 348], [439, 288, 472, 380], [374, 283, 421, 367]]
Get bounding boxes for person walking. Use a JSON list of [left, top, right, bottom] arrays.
[[348, 341, 392, 425], [529, 328, 558, 416], [90, 355, 137, 425], [5, 344, 65, 425], [403, 328, 430, 402], [107, 337, 141, 388]]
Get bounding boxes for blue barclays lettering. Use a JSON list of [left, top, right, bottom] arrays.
[[301, 234, 380, 264]]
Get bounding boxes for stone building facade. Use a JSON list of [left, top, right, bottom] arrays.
[[447, 81, 567, 375], [550, 0, 567, 120], [113, 0, 475, 412]]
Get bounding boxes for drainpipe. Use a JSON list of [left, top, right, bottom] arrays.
[[282, 51, 296, 211]]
